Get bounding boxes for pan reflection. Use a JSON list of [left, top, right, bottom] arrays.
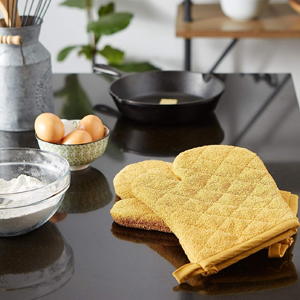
[[57, 167, 112, 215], [111, 223, 298, 295], [0, 222, 74, 299], [110, 113, 224, 157]]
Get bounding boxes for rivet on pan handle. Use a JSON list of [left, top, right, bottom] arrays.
[[0, 35, 21, 45], [93, 63, 127, 78]]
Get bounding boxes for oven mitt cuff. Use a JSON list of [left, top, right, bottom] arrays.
[[173, 263, 217, 283], [268, 192, 298, 258], [268, 237, 294, 258], [173, 224, 298, 283]]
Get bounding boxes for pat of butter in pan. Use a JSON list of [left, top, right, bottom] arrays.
[[159, 98, 178, 105]]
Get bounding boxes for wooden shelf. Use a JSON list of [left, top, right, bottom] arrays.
[[176, 3, 300, 39]]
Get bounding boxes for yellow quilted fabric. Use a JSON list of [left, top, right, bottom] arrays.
[[111, 157, 298, 257], [131, 145, 300, 283], [111, 198, 171, 233], [113, 160, 174, 199], [112, 160, 173, 232]]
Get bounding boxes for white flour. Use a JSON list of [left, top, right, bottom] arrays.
[[0, 174, 45, 194], [0, 175, 63, 235]]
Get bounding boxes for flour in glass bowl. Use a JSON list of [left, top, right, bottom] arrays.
[[0, 174, 45, 194], [0, 175, 65, 235]]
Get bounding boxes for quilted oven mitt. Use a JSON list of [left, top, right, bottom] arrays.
[[112, 160, 174, 233], [130, 145, 300, 283], [111, 160, 298, 258]]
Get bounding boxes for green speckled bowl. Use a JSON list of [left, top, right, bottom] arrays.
[[36, 121, 110, 171]]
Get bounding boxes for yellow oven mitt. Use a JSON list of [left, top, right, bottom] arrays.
[[113, 160, 174, 200], [131, 145, 300, 283], [112, 160, 173, 232], [111, 159, 298, 258]]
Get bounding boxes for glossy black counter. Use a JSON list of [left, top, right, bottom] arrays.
[[1, 73, 300, 300]]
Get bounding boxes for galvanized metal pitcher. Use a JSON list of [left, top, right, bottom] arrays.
[[0, 20, 53, 131]]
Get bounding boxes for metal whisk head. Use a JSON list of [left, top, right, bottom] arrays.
[[21, 0, 52, 27]]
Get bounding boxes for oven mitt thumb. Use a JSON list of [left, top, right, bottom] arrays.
[[131, 145, 299, 283]]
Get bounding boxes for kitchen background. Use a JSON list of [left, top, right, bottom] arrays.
[[1, 0, 300, 102]]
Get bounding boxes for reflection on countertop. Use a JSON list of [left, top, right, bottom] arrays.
[[174, 244, 298, 296], [107, 112, 224, 157], [57, 167, 112, 214], [111, 222, 298, 296], [54, 74, 94, 120], [1, 73, 300, 299], [0, 221, 74, 299], [0, 130, 37, 149]]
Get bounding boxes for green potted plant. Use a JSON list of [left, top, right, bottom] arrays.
[[57, 0, 159, 72]]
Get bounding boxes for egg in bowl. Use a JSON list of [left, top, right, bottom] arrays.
[[35, 114, 110, 171]]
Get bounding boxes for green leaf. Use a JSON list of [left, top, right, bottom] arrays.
[[95, 33, 101, 45], [98, 2, 114, 17], [57, 46, 78, 62], [98, 45, 124, 65], [87, 12, 133, 36], [60, 0, 93, 9], [77, 45, 93, 60], [111, 62, 160, 73]]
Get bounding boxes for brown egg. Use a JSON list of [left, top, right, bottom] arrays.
[[61, 130, 93, 145], [78, 115, 105, 141], [34, 113, 65, 143]]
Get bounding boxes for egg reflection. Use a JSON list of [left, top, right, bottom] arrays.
[[0, 222, 74, 299], [57, 167, 112, 214]]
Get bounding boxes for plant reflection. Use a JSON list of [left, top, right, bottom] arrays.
[[111, 223, 298, 295], [54, 74, 94, 119]]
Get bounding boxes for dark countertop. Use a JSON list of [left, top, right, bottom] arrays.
[[0, 73, 300, 299]]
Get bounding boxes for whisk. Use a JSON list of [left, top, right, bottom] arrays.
[[22, 0, 52, 27], [0, 0, 52, 27]]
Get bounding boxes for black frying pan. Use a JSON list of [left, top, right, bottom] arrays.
[[93, 64, 225, 124]]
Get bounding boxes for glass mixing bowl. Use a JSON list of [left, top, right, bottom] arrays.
[[0, 148, 70, 237]]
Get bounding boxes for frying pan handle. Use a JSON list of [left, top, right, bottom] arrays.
[[93, 104, 120, 118], [93, 64, 127, 78]]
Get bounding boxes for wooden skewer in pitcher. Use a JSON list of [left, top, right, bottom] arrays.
[[0, 0, 21, 27]]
